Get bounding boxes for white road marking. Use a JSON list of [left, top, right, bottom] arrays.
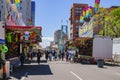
[[70, 71, 83, 80], [21, 72, 28, 80], [21, 77, 26, 80]]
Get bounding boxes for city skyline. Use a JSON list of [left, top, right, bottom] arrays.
[[33, 0, 120, 38]]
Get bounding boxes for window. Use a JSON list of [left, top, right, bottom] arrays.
[[79, 11, 82, 13], [76, 26, 79, 29], [75, 32, 79, 37], [79, 8, 82, 10], [76, 20, 79, 23], [76, 13, 80, 16], [76, 11, 79, 13], [76, 7, 79, 10]]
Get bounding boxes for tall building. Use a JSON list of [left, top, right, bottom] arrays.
[[69, 3, 88, 39], [0, 0, 5, 21], [31, 1, 35, 26], [54, 29, 67, 45], [54, 30, 62, 44]]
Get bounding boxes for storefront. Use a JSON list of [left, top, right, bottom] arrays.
[[5, 26, 42, 67]]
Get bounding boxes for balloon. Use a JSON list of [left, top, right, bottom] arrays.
[[83, 8, 86, 17], [94, 8, 98, 13], [94, 3, 99, 8], [80, 19, 84, 23], [0, 45, 8, 53], [15, 0, 20, 4], [95, 0, 100, 3], [7, 33, 12, 42], [16, 3, 21, 8], [80, 15, 84, 20]]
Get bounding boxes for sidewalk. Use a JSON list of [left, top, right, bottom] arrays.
[[8, 56, 46, 80]]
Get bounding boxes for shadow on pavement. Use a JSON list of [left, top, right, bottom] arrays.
[[104, 63, 120, 67], [40, 60, 47, 63], [25, 60, 47, 64], [10, 64, 53, 79]]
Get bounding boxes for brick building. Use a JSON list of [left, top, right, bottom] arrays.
[[69, 3, 88, 39]]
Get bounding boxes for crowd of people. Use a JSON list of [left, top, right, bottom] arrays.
[[44, 49, 77, 62], [19, 49, 78, 66]]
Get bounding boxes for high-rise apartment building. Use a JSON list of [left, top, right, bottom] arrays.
[[54, 30, 62, 44], [31, 1, 35, 26], [69, 3, 88, 39], [54, 29, 67, 45]]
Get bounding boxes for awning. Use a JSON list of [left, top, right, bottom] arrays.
[[6, 26, 42, 31]]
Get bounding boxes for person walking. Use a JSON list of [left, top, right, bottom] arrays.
[[61, 51, 64, 61], [45, 51, 49, 61], [66, 51, 69, 62], [20, 53, 24, 66], [37, 50, 41, 64]]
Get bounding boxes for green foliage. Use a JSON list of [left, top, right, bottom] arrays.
[[94, 7, 120, 38]]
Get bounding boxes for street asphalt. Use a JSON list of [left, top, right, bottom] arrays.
[[9, 56, 120, 80]]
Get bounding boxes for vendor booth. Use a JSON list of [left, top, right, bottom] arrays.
[[5, 26, 42, 67]]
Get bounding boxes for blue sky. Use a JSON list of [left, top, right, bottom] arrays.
[[32, 0, 120, 37]]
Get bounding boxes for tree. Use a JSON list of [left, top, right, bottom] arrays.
[[107, 7, 120, 37], [93, 7, 108, 36], [94, 7, 120, 37]]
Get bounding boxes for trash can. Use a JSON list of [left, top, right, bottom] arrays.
[[97, 59, 104, 68]]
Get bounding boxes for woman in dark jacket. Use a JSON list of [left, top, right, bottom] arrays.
[[20, 53, 24, 66], [37, 50, 41, 64]]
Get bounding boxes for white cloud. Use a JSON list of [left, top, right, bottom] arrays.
[[39, 37, 54, 48]]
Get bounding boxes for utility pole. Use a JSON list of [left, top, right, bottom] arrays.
[[103, 16, 105, 36]]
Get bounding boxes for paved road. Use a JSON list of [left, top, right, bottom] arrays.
[[9, 57, 120, 80]]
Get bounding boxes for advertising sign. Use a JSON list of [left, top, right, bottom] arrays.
[[79, 17, 94, 38]]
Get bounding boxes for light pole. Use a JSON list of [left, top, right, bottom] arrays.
[[102, 16, 105, 36]]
